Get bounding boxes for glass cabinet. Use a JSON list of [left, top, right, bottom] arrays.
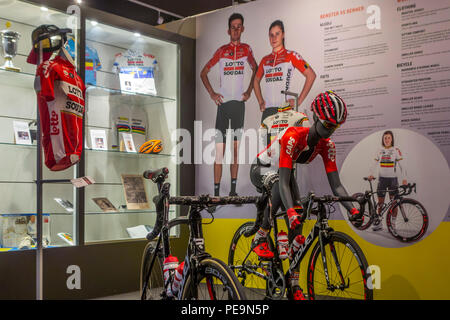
[[0, 0, 79, 250], [0, 0, 181, 250], [83, 19, 180, 242]]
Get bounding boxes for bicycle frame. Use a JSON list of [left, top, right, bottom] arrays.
[[142, 167, 260, 300], [273, 199, 339, 289], [141, 181, 211, 300], [365, 179, 405, 221]]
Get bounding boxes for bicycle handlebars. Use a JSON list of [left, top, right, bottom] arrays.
[[143, 167, 262, 241]]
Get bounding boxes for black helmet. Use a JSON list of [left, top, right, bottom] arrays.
[[27, 24, 72, 64]]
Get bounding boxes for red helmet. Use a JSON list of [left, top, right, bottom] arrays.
[[311, 90, 347, 126]]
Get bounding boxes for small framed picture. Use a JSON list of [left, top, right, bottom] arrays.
[[121, 132, 136, 153], [121, 174, 150, 210], [92, 197, 118, 213], [13, 121, 32, 145], [90, 129, 107, 150]]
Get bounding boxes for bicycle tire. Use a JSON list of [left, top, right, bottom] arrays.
[[307, 231, 373, 300], [140, 242, 165, 300], [181, 257, 247, 300], [386, 198, 428, 242], [228, 221, 275, 300]]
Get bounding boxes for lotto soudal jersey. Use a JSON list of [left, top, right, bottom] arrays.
[[113, 49, 158, 95], [205, 42, 257, 102], [370, 147, 405, 179], [110, 105, 148, 151], [256, 48, 310, 108], [35, 55, 85, 171], [258, 126, 337, 173], [258, 106, 310, 168]]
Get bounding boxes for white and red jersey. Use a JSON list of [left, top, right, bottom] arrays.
[[257, 126, 337, 173], [256, 48, 310, 108], [113, 49, 158, 95], [205, 42, 257, 102], [35, 55, 85, 171], [258, 106, 310, 168], [370, 147, 406, 179]]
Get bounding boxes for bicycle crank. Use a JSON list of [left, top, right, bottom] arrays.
[[266, 267, 286, 300]]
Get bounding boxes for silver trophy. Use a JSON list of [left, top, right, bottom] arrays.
[[0, 30, 21, 72]]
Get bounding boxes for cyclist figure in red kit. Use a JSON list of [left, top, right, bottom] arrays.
[[252, 90, 363, 300], [254, 20, 316, 123], [200, 13, 258, 211]]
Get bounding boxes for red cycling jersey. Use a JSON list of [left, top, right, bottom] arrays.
[[260, 126, 337, 173], [256, 48, 310, 108], [35, 55, 85, 171], [205, 42, 257, 102]]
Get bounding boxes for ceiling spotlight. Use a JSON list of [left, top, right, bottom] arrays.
[[76, 0, 82, 4], [157, 12, 164, 25]]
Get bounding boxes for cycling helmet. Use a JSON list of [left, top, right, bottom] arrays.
[[311, 90, 347, 126], [139, 139, 162, 154], [27, 25, 72, 65]]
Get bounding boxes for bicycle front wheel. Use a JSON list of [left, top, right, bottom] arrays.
[[140, 241, 165, 300], [387, 198, 428, 242], [307, 231, 373, 300], [181, 257, 247, 300]]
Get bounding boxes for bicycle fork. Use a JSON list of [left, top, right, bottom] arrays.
[[318, 231, 349, 292]]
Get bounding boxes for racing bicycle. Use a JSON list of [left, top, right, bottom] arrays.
[[350, 177, 428, 242], [228, 172, 373, 300], [140, 167, 261, 300]]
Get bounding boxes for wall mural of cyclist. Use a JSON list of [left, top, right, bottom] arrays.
[[340, 129, 450, 248]]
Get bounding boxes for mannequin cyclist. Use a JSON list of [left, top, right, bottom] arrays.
[[250, 90, 363, 300]]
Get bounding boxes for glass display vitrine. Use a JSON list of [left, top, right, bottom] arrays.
[[0, 0, 79, 251], [0, 0, 181, 249], [83, 19, 180, 242]]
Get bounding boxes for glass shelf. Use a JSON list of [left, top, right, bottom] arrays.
[[86, 85, 176, 105], [0, 142, 175, 158], [0, 68, 35, 89], [86, 147, 174, 158]]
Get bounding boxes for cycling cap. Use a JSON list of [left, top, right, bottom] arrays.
[[311, 90, 347, 126], [27, 25, 72, 65], [139, 139, 163, 154]]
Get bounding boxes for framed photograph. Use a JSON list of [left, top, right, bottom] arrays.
[[90, 129, 107, 150], [120, 132, 136, 153], [92, 197, 118, 213], [13, 120, 32, 145], [121, 174, 150, 210]]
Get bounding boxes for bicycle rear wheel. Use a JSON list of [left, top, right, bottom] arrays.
[[181, 257, 247, 300], [307, 231, 373, 300], [140, 241, 165, 300], [387, 198, 428, 242], [228, 222, 273, 300]]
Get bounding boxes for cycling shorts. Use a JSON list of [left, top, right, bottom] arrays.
[[215, 100, 245, 143], [377, 177, 399, 198]]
